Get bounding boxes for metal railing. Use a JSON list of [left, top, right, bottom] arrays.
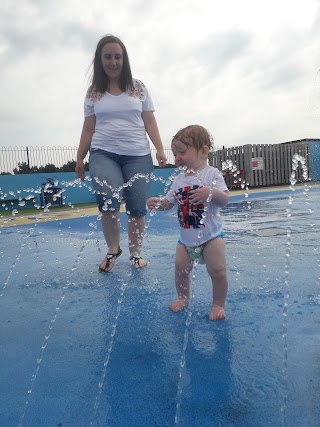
[[0, 146, 178, 174], [0, 142, 312, 188]]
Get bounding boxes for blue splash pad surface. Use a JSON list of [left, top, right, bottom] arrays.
[[1, 189, 319, 427]]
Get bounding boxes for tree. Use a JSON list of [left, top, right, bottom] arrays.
[[13, 162, 38, 174], [37, 164, 57, 173], [61, 160, 77, 172]]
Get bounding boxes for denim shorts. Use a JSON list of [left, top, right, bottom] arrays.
[[89, 149, 153, 216]]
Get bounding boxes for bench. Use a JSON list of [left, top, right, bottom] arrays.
[[0, 197, 36, 210], [40, 187, 63, 207]]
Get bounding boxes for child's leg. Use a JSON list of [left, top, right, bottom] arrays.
[[203, 237, 228, 320], [169, 243, 193, 312]]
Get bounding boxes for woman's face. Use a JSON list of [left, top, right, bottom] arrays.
[[101, 42, 123, 82]]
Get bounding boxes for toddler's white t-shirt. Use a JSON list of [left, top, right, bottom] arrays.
[[164, 166, 228, 247]]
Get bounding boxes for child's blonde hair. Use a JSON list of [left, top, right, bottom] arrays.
[[172, 125, 214, 152]]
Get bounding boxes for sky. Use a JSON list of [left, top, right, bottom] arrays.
[[1, 0, 320, 151]]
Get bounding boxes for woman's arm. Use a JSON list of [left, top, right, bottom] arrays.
[[75, 115, 96, 180], [141, 111, 167, 167]]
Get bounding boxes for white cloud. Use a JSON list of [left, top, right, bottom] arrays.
[[0, 0, 319, 150]]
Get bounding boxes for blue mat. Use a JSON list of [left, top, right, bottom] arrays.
[[1, 188, 319, 426]]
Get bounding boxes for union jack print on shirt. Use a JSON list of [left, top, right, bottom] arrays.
[[175, 185, 205, 229]]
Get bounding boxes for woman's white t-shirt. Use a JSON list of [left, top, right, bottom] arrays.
[[84, 79, 154, 156], [164, 166, 228, 247]]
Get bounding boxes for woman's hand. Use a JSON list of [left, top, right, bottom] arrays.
[[156, 150, 167, 167], [75, 160, 85, 180]]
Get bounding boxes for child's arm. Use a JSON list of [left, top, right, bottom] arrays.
[[189, 186, 229, 208], [210, 188, 229, 207], [147, 196, 174, 211]]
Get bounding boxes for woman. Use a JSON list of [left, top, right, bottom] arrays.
[[75, 34, 167, 272]]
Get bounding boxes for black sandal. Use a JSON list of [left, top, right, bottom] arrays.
[[129, 255, 148, 269], [99, 248, 122, 272]]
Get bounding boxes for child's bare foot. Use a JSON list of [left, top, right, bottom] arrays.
[[169, 298, 189, 312], [209, 304, 226, 321]]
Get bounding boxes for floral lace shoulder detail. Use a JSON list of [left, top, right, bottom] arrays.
[[86, 87, 105, 102], [128, 79, 146, 100]]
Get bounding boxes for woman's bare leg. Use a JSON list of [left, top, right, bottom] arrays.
[[128, 215, 147, 268], [99, 210, 121, 271]]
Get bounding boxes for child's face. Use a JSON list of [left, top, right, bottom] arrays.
[[171, 138, 207, 171]]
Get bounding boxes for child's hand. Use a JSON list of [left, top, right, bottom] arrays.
[[147, 197, 160, 210], [189, 186, 212, 204]]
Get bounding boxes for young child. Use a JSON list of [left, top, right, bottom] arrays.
[[147, 125, 229, 320]]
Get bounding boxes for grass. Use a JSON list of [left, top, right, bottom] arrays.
[[0, 202, 97, 217]]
